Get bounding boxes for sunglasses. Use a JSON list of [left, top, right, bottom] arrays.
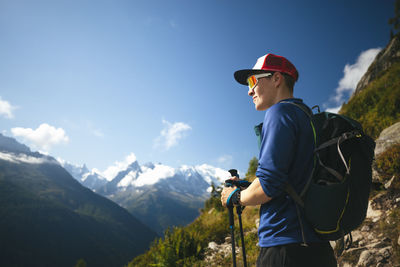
[[247, 73, 273, 90]]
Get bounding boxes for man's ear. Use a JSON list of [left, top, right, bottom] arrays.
[[273, 72, 283, 86]]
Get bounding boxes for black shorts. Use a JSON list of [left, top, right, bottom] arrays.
[[256, 242, 337, 267]]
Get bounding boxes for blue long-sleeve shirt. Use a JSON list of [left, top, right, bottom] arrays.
[[255, 98, 322, 247]]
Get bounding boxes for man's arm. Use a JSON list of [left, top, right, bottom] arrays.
[[240, 178, 271, 206], [221, 178, 271, 207]]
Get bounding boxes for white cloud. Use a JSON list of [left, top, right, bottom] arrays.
[[11, 123, 69, 151], [325, 106, 341, 114], [154, 120, 192, 150], [0, 97, 16, 119], [102, 153, 137, 181], [325, 48, 381, 111], [0, 151, 58, 165]]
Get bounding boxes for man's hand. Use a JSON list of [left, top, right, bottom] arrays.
[[220, 186, 238, 207], [221, 176, 241, 207]]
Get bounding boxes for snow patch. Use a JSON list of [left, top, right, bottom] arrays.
[[132, 164, 176, 187]]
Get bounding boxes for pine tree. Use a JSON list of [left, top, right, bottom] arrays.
[[389, 0, 400, 37]]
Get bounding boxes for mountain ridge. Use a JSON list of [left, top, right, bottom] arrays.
[[60, 156, 230, 235], [0, 134, 158, 267]]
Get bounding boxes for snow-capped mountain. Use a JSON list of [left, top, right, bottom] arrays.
[[61, 154, 231, 235], [81, 170, 108, 190], [63, 153, 230, 198], [58, 159, 90, 180], [70, 159, 230, 197], [58, 159, 108, 191]]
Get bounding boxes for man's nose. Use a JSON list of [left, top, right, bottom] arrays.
[[248, 87, 254, 96]]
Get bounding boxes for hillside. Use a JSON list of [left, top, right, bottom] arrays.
[[0, 137, 158, 267], [126, 180, 261, 267]]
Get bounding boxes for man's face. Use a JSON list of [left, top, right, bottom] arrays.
[[248, 74, 276, 111]]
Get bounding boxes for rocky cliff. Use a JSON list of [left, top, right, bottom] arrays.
[[353, 34, 400, 97], [337, 35, 400, 267]]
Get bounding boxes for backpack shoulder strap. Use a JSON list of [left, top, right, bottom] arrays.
[[285, 183, 304, 208], [280, 100, 317, 194], [280, 101, 313, 118]]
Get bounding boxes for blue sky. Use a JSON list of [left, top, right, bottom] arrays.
[[0, 0, 395, 176]]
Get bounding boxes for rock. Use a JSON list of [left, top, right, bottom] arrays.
[[225, 236, 231, 243], [367, 201, 382, 219], [372, 168, 381, 183], [255, 218, 260, 228], [357, 250, 375, 266], [208, 241, 218, 250], [376, 254, 384, 263], [351, 230, 364, 243], [379, 246, 392, 259], [361, 225, 371, 232], [367, 241, 385, 249], [375, 122, 400, 156], [398, 235, 400, 246], [396, 197, 400, 203], [384, 176, 396, 189]]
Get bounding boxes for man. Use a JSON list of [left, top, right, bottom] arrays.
[[221, 53, 337, 267]]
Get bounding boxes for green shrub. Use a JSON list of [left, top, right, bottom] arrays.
[[245, 157, 258, 178], [375, 144, 400, 178]]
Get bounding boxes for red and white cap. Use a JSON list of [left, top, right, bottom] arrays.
[[234, 53, 299, 85]]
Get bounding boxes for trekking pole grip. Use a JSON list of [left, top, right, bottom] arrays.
[[228, 169, 239, 178]]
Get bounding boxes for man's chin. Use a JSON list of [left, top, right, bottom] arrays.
[[255, 105, 267, 111]]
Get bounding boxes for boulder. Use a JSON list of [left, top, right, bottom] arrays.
[[208, 241, 218, 251], [357, 250, 375, 266], [375, 122, 400, 156]]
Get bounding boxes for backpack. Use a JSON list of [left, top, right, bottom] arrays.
[[281, 102, 376, 242]]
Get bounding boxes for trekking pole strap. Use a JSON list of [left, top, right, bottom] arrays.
[[226, 188, 241, 207]]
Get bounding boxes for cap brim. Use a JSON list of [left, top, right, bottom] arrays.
[[234, 69, 270, 85]]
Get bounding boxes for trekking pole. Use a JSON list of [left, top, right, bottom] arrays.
[[236, 206, 247, 267], [226, 169, 251, 267], [228, 204, 237, 267]]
